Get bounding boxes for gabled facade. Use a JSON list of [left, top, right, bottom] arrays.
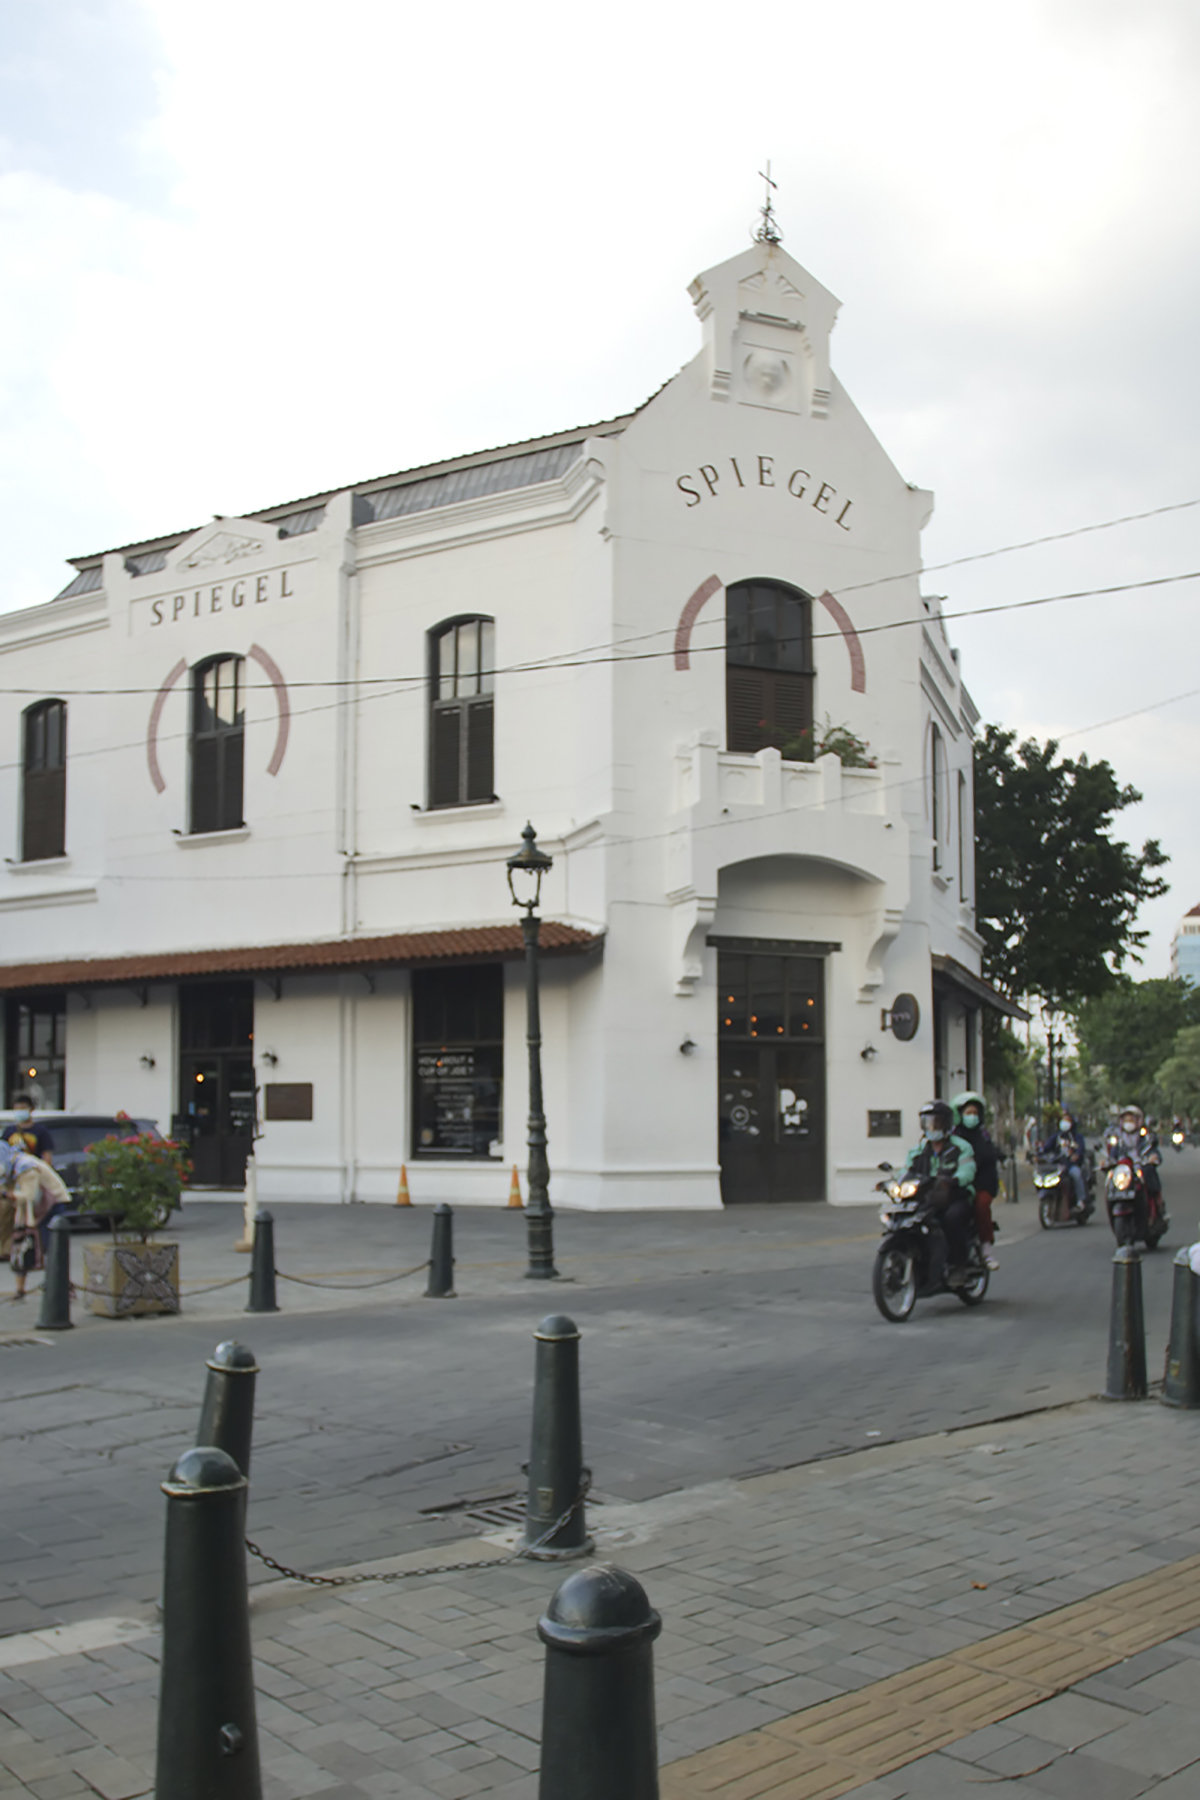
[[0, 238, 1008, 1206]]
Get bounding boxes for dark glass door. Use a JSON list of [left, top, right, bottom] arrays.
[[179, 983, 255, 1187], [717, 953, 826, 1203]]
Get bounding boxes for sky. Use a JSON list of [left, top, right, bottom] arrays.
[[2, 0, 1199, 976]]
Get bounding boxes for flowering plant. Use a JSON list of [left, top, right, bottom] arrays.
[[77, 1132, 192, 1242], [779, 718, 877, 769]]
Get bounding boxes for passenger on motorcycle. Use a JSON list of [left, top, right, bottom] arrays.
[[900, 1101, 977, 1279], [1107, 1104, 1163, 1205], [951, 1090, 1000, 1270], [1038, 1109, 1089, 1215]]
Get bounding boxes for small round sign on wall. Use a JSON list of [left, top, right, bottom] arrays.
[[888, 994, 920, 1042]]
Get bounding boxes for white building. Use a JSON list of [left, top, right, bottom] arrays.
[[1171, 905, 1200, 987], [0, 235, 1018, 1207]]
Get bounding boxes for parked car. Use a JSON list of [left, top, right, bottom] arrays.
[[0, 1113, 181, 1230]]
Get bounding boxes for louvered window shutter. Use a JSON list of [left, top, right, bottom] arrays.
[[769, 670, 814, 752], [465, 699, 494, 803], [22, 768, 65, 861], [191, 737, 220, 833], [431, 705, 463, 808], [726, 668, 768, 753]]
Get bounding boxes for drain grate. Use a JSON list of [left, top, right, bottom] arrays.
[[465, 1499, 526, 1529], [0, 1335, 52, 1349]]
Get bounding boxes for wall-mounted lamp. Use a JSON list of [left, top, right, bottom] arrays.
[[139, 1054, 156, 1070], [679, 1038, 697, 1056], [261, 1050, 279, 1067], [860, 1043, 878, 1062]]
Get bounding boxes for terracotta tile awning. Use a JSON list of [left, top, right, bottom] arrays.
[[0, 922, 603, 994]]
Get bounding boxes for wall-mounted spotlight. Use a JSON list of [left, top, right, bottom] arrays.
[[261, 1050, 279, 1067], [860, 1043, 879, 1062], [679, 1038, 697, 1056], [139, 1054, 156, 1070]]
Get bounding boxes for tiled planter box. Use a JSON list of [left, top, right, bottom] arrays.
[[82, 1241, 180, 1317]]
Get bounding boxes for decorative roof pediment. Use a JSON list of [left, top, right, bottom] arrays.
[[175, 522, 275, 571], [688, 241, 841, 417]]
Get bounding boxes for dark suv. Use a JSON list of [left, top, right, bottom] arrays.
[[0, 1113, 180, 1229]]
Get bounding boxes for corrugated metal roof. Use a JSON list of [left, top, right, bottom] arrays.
[[0, 922, 602, 992], [125, 550, 169, 577], [360, 444, 582, 525], [276, 506, 325, 538], [53, 566, 104, 600]]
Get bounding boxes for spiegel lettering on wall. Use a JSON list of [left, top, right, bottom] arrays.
[[149, 569, 294, 627]]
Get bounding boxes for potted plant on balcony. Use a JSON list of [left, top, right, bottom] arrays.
[[77, 1126, 192, 1318]]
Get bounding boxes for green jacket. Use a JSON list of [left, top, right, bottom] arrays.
[[901, 1132, 976, 1192]]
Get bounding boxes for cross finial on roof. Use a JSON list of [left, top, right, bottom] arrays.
[[754, 160, 782, 244]]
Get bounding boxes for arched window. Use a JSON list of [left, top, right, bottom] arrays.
[[21, 700, 67, 861], [191, 655, 245, 833], [725, 581, 814, 756], [429, 617, 494, 808]]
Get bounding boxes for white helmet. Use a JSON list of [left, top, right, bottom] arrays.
[[1119, 1103, 1144, 1128]]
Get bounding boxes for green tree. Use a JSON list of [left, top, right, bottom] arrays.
[[1155, 1024, 1200, 1116], [1074, 978, 1200, 1102], [974, 725, 1169, 1008]]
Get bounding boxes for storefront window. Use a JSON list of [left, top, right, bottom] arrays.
[[6, 993, 67, 1108], [412, 966, 503, 1158]]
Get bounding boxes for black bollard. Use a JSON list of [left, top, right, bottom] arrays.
[[1162, 1248, 1200, 1408], [1105, 1245, 1148, 1400], [246, 1210, 278, 1314], [155, 1446, 261, 1800], [538, 1563, 661, 1800], [197, 1341, 260, 1475], [36, 1216, 73, 1332], [1008, 1149, 1020, 1205], [425, 1203, 456, 1298], [523, 1314, 592, 1560]]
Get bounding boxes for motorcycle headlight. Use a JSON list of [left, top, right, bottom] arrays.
[[1111, 1165, 1132, 1191], [886, 1182, 903, 1200], [898, 1180, 919, 1199], [1034, 1173, 1055, 1188]]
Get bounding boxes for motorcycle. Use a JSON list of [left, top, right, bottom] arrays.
[[872, 1165, 989, 1323], [1171, 1127, 1186, 1152], [1102, 1132, 1168, 1249], [1034, 1156, 1094, 1228]]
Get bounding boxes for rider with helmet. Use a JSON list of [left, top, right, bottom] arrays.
[[1106, 1104, 1164, 1209], [952, 1091, 1001, 1270], [900, 1100, 977, 1277], [1039, 1108, 1089, 1215]]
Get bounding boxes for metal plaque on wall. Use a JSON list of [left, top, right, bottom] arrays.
[[868, 1110, 902, 1138], [264, 1082, 313, 1121]]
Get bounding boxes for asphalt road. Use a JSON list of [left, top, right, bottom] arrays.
[[2, 1152, 1197, 1635]]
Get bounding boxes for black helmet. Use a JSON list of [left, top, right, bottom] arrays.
[[919, 1100, 955, 1136]]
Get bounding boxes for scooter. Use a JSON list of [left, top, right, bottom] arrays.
[[1102, 1133, 1168, 1250], [872, 1164, 989, 1323], [1034, 1156, 1094, 1228]]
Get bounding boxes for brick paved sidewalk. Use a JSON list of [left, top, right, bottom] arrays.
[[2, 1396, 1199, 1800]]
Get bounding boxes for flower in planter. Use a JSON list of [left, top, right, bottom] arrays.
[[77, 1132, 193, 1242]]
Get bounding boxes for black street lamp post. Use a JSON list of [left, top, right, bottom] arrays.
[[508, 822, 559, 1280]]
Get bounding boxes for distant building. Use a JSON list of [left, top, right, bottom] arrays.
[[1171, 906, 1200, 986]]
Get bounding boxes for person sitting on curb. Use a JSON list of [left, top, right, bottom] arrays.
[[952, 1090, 1001, 1270]]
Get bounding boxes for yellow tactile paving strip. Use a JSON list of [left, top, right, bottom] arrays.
[[660, 1550, 1200, 1799]]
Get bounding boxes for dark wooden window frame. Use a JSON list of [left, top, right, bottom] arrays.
[[428, 616, 495, 809], [21, 699, 67, 862], [725, 580, 814, 757], [191, 654, 246, 834]]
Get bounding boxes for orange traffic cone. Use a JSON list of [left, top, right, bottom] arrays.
[[396, 1164, 411, 1206], [508, 1164, 524, 1208]]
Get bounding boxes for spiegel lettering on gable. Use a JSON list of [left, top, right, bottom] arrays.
[[676, 457, 853, 530], [149, 568, 294, 627]]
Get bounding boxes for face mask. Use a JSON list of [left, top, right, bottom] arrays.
[[1059, 1120, 1071, 1133], [962, 1111, 981, 1128], [14, 1108, 30, 1122]]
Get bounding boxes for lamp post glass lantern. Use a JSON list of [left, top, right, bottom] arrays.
[[507, 823, 558, 1279]]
